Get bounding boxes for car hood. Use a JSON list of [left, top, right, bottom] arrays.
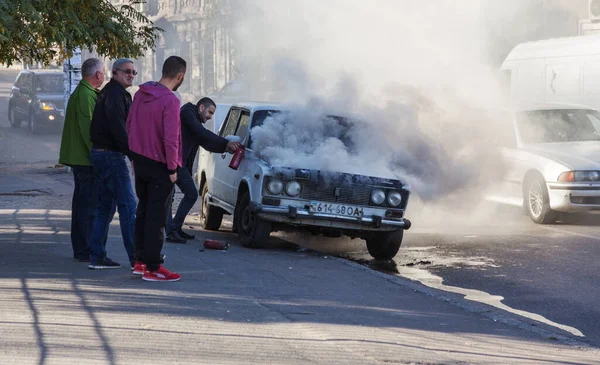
[[521, 141, 600, 170], [269, 166, 408, 190], [37, 93, 63, 101]]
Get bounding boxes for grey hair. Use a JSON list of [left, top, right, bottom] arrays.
[[81, 58, 104, 78], [112, 58, 134, 70]]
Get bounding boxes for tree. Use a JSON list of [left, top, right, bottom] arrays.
[[0, 0, 162, 66]]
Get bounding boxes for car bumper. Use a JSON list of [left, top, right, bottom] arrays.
[[35, 110, 64, 125], [252, 203, 411, 231], [548, 183, 600, 212]]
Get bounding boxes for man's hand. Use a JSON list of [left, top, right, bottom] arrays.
[[226, 141, 243, 153], [169, 172, 177, 184]]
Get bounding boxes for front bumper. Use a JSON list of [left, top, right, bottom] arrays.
[[252, 202, 411, 231], [35, 110, 64, 125], [548, 182, 600, 212]]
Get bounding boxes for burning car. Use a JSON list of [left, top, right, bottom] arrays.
[[196, 102, 411, 260]]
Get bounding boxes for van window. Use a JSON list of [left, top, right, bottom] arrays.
[[545, 64, 581, 96], [584, 63, 600, 95]]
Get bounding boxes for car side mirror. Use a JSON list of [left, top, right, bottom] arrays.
[[225, 135, 242, 143]]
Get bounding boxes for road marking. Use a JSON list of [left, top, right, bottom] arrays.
[[397, 266, 585, 338]]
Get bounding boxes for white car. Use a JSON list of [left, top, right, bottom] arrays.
[[489, 104, 600, 223], [196, 102, 412, 260]]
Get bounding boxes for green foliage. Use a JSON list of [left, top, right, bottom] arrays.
[[0, 0, 162, 66]]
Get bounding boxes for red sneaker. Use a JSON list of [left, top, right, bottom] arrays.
[[132, 262, 146, 275], [142, 265, 181, 282]]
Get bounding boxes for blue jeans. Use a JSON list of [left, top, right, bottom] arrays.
[[89, 149, 136, 265], [70, 166, 96, 259]]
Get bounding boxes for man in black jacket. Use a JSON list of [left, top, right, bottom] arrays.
[[166, 97, 241, 243], [87, 58, 137, 269]]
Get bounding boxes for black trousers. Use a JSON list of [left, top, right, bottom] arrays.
[[166, 167, 198, 234], [133, 157, 174, 271]]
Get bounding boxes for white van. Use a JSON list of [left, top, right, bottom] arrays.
[[501, 35, 600, 109]]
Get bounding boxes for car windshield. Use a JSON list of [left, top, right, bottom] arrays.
[[251, 110, 356, 149], [516, 109, 600, 143], [35, 74, 63, 93]]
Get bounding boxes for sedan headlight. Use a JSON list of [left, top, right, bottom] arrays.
[[267, 179, 284, 195], [285, 181, 301, 197], [558, 171, 600, 182], [371, 189, 386, 205], [41, 102, 55, 111], [387, 191, 402, 207]]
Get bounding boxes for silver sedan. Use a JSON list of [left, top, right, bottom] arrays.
[[488, 104, 600, 224]]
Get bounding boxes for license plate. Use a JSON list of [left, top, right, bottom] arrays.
[[310, 202, 363, 217]]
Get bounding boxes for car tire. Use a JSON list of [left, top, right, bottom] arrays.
[[199, 183, 223, 231], [236, 191, 271, 248], [366, 229, 404, 260], [8, 107, 21, 128], [28, 113, 41, 135], [524, 176, 557, 224]]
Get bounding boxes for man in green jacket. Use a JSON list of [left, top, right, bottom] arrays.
[[59, 58, 109, 262]]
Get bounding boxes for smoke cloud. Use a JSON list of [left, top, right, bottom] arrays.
[[228, 0, 524, 204]]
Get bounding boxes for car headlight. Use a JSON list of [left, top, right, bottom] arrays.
[[387, 191, 402, 207], [371, 189, 386, 205], [41, 102, 55, 111], [267, 179, 284, 195], [285, 181, 301, 197], [558, 171, 600, 182]]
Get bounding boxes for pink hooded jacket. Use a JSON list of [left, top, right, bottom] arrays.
[[127, 82, 182, 172]]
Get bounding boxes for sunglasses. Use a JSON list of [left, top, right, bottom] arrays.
[[116, 68, 138, 76]]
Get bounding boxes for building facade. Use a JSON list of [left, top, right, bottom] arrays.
[[109, 0, 237, 101]]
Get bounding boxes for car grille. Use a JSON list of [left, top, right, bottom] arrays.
[[300, 183, 371, 206], [266, 168, 410, 209]]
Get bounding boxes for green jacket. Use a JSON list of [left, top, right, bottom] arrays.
[[59, 80, 98, 166]]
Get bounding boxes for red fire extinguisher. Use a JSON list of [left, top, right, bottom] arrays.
[[229, 146, 245, 170], [203, 239, 230, 250]]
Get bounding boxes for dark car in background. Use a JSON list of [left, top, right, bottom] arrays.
[[8, 70, 65, 134]]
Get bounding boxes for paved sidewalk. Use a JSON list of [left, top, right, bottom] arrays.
[[0, 164, 598, 364]]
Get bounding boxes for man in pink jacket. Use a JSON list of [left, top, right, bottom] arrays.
[[126, 56, 186, 282]]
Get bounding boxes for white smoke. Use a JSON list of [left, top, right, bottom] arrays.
[[223, 0, 575, 204]]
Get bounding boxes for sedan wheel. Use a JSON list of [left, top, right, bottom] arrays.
[[29, 113, 40, 134], [9, 108, 21, 128], [199, 183, 223, 231], [236, 191, 271, 248], [525, 177, 557, 224]]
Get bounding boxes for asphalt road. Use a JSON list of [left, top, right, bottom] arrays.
[[1, 71, 599, 351]]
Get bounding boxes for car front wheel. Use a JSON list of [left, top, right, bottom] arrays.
[[29, 113, 41, 134], [525, 176, 557, 224], [236, 191, 271, 248], [366, 230, 404, 260], [8, 107, 21, 128], [199, 183, 223, 231]]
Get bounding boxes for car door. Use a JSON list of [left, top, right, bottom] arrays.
[[217, 109, 251, 202], [9, 73, 22, 117], [212, 108, 241, 201], [16, 73, 33, 119], [11, 73, 27, 119]]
